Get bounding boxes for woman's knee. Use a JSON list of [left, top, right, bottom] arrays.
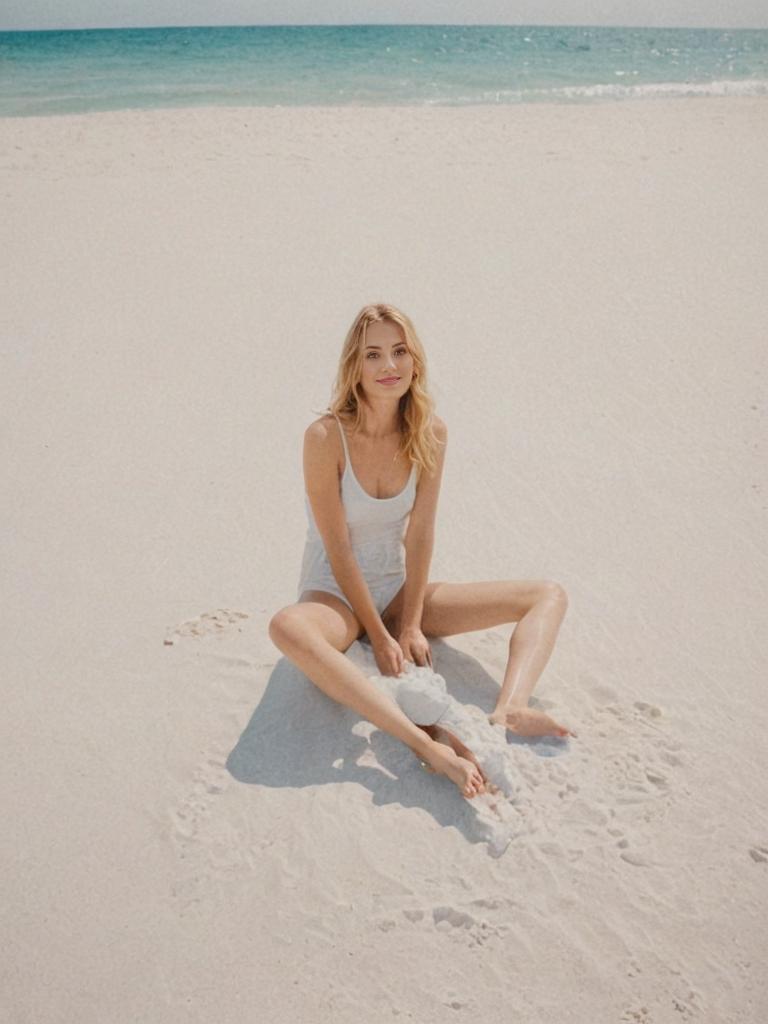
[[268, 605, 316, 651], [539, 580, 568, 611], [269, 601, 357, 654]]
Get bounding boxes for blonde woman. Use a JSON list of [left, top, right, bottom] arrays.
[[269, 304, 574, 800]]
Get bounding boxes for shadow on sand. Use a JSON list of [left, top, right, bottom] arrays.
[[226, 638, 567, 853]]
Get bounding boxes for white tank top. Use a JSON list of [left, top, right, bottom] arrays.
[[298, 414, 418, 587]]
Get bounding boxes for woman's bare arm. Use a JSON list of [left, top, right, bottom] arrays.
[[400, 416, 448, 630], [303, 418, 389, 642]]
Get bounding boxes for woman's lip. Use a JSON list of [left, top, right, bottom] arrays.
[[377, 377, 401, 383]]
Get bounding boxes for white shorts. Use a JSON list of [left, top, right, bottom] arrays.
[[298, 570, 405, 617]]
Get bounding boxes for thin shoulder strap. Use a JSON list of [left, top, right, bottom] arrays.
[[332, 413, 351, 464]]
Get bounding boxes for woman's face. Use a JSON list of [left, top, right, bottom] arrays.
[[358, 320, 415, 402]]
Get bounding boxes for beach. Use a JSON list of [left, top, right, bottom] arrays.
[[2, 97, 767, 1021]]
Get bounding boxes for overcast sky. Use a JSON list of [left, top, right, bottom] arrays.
[[2, 1, 767, 32]]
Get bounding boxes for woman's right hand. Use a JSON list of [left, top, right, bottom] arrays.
[[371, 631, 405, 677]]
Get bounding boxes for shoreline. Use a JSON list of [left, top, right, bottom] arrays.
[[2, 91, 768, 121]]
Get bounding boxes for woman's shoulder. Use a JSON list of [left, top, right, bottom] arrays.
[[304, 413, 340, 448], [431, 413, 448, 442]]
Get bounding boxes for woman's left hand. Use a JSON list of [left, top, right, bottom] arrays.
[[397, 625, 433, 669]]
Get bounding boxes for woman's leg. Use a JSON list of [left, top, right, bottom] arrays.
[[385, 579, 574, 738], [268, 592, 487, 796]]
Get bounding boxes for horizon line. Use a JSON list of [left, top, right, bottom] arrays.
[[2, 21, 767, 34]]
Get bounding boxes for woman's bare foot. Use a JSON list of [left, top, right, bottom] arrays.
[[488, 706, 577, 739], [419, 737, 487, 799], [422, 725, 500, 796]]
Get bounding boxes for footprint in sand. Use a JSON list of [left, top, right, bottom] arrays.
[[581, 673, 619, 705], [748, 845, 768, 863], [621, 1008, 651, 1023], [549, 680, 687, 865], [431, 904, 508, 948], [402, 908, 424, 922], [671, 993, 699, 1020], [634, 700, 663, 719], [169, 758, 230, 844], [166, 755, 241, 909], [645, 768, 668, 789], [164, 608, 249, 644], [395, 896, 514, 950]]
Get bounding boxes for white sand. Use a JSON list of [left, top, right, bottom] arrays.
[[2, 98, 767, 1022]]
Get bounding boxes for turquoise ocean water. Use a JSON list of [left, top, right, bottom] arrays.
[[1, 23, 767, 117]]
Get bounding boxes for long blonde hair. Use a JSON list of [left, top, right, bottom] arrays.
[[326, 303, 443, 477]]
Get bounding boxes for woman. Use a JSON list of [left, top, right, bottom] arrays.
[[269, 303, 574, 800]]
